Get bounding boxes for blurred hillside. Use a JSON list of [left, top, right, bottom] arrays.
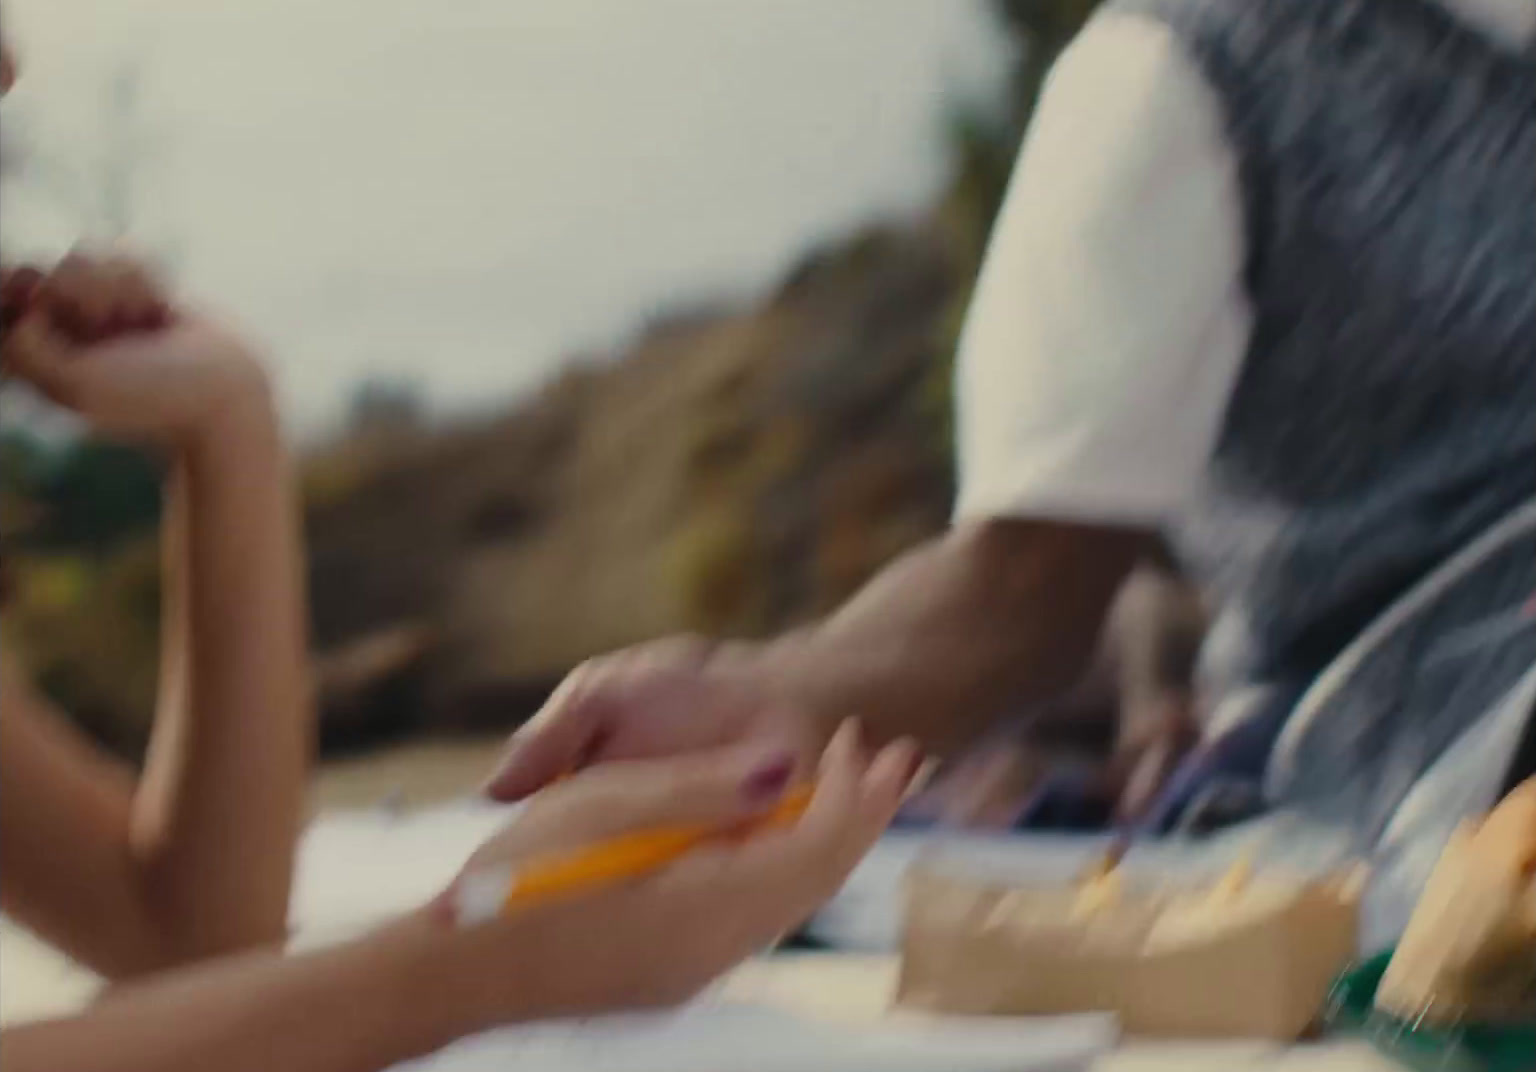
[[1, 1, 1100, 759]]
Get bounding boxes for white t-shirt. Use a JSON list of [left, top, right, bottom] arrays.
[[953, 0, 1536, 528]]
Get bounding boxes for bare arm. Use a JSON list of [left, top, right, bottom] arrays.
[[0, 915, 454, 1072], [129, 393, 313, 961], [747, 519, 1150, 755], [487, 517, 1154, 800], [3, 733, 911, 1072], [0, 261, 312, 976]]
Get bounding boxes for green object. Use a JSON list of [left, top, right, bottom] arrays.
[[1324, 952, 1536, 1072]]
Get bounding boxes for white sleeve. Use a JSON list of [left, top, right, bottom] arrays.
[[953, 13, 1252, 527]]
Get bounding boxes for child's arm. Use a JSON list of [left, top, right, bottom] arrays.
[[133, 374, 313, 963], [0, 914, 471, 1072], [2, 726, 915, 1072], [0, 254, 312, 975]]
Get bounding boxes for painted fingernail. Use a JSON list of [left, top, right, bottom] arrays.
[[743, 756, 795, 801]]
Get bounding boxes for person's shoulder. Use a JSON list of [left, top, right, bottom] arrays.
[[1038, 5, 1229, 155], [1049, 4, 1215, 103]]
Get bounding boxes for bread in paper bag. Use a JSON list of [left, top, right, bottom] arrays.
[[897, 852, 1361, 1039], [1374, 777, 1536, 1026]]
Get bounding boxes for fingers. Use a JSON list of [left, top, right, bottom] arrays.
[[623, 724, 917, 982], [663, 722, 919, 920], [1, 314, 79, 405], [469, 743, 801, 873], [31, 251, 170, 342], [104, 256, 171, 331], [1, 266, 44, 333], [483, 667, 609, 801], [797, 721, 917, 874], [584, 744, 800, 831], [476, 724, 924, 1013]]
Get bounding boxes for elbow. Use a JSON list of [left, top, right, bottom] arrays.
[[130, 913, 289, 980], [115, 869, 292, 979], [159, 893, 291, 967], [93, 914, 289, 983]]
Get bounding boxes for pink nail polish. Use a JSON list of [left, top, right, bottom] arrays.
[[743, 757, 794, 800]]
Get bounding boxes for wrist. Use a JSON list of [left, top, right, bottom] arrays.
[[352, 908, 523, 1060], [715, 631, 839, 753], [380, 905, 555, 1046], [180, 377, 282, 475]]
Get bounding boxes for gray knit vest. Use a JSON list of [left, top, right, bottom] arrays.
[[1111, 0, 1536, 716]]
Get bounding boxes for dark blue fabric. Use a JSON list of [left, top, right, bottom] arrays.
[[1013, 770, 1116, 832], [1132, 680, 1303, 835], [1112, 0, 1536, 706]]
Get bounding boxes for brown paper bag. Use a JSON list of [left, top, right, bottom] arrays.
[[896, 862, 1360, 1040], [1375, 823, 1536, 1026]]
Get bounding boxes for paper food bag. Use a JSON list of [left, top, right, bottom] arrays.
[[896, 858, 1361, 1040], [1375, 779, 1536, 1027]]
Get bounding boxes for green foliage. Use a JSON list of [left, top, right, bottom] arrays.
[[2, 430, 163, 553], [2, 429, 163, 757], [5, 537, 163, 758], [36, 441, 163, 551]]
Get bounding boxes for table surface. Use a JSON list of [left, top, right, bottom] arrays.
[[723, 955, 1405, 1072], [1, 803, 1406, 1072], [3, 930, 1402, 1069]]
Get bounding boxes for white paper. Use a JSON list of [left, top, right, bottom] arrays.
[[396, 1002, 1116, 1072], [290, 803, 1118, 951], [290, 799, 514, 945]]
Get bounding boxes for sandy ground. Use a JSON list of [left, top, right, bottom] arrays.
[[0, 737, 509, 1025]]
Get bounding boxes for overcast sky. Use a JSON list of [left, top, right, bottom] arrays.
[[3, 0, 1007, 436]]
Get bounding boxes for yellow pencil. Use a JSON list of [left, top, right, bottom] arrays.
[[453, 785, 815, 925]]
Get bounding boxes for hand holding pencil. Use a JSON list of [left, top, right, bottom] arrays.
[[447, 720, 924, 931]]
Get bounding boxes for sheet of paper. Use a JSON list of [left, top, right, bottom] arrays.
[[290, 799, 514, 944], [395, 1002, 1117, 1072]]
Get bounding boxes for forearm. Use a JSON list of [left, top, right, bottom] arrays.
[[1, 912, 517, 1072], [132, 389, 314, 959], [750, 520, 1146, 756]]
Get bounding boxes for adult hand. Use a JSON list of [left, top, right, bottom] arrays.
[[483, 636, 823, 803], [452, 721, 919, 1018]]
